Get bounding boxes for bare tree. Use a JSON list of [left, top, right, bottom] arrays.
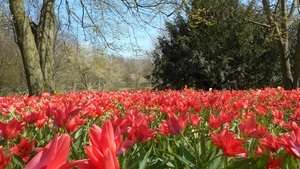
[[244, 0, 299, 89], [7, 0, 185, 96], [9, 0, 55, 95], [0, 6, 27, 95], [261, 0, 295, 89]]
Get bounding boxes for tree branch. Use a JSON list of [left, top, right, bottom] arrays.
[[288, 0, 297, 20], [244, 19, 272, 28]]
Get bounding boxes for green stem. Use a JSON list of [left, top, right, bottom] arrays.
[[224, 156, 228, 169], [179, 132, 201, 167], [297, 158, 300, 168], [179, 132, 196, 154]]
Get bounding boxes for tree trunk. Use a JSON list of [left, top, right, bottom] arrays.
[[262, 0, 294, 90], [278, 0, 293, 90], [278, 39, 293, 90], [9, 0, 56, 95], [36, 0, 56, 94], [293, 22, 300, 88], [9, 0, 44, 96]]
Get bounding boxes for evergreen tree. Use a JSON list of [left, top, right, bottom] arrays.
[[152, 0, 281, 90]]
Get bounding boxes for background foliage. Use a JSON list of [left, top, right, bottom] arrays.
[[152, 0, 285, 90]]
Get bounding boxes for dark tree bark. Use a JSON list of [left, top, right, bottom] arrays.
[[262, 0, 294, 90], [9, 0, 55, 95], [9, 0, 45, 96], [36, 0, 56, 94], [293, 22, 300, 88]]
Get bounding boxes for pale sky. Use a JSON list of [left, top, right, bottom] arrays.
[[54, 0, 173, 58]]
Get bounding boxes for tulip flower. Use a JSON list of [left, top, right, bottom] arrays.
[[127, 124, 156, 143], [25, 134, 70, 169], [65, 116, 86, 133], [239, 116, 267, 138], [259, 133, 280, 152], [0, 148, 10, 169], [209, 113, 222, 130], [62, 121, 134, 169], [0, 118, 24, 139], [266, 154, 282, 169], [189, 114, 201, 126], [126, 113, 156, 142], [88, 121, 125, 168], [279, 127, 300, 157], [10, 137, 35, 162], [158, 120, 170, 135], [166, 112, 188, 135], [46, 101, 83, 129], [211, 128, 247, 157]]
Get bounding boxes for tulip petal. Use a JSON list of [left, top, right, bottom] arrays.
[[25, 134, 70, 169]]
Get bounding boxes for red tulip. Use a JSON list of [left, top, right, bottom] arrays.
[[25, 134, 70, 169], [239, 116, 266, 138], [22, 111, 48, 128], [65, 116, 86, 133], [282, 121, 299, 131], [259, 133, 280, 152], [166, 112, 188, 135], [254, 146, 264, 157], [189, 114, 201, 126], [0, 148, 10, 169], [209, 113, 222, 130], [279, 127, 300, 157], [10, 137, 35, 162], [127, 124, 156, 143], [46, 101, 83, 129], [126, 113, 156, 142], [88, 122, 118, 154], [211, 128, 247, 157], [158, 120, 170, 135], [62, 121, 133, 169], [85, 146, 119, 169], [0, 118, 24, 139], [85, 121, 127, 169], [266, 154, 282, 169], [60, 159, 96, 169]]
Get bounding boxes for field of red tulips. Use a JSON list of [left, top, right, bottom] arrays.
[[1, 88, 300, 168]]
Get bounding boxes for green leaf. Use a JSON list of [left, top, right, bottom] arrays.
[[226, 157, 260, 169], [11, 156, 24, 168], [74, 126, 83, 140], [208, 155, 223, 169], [173, 153, 197, 168], [182, 146, 196, 164], [146, 159, 170, 169], [255, 155, 269, 168], [139, 147, 152, 169], [200, 132, 206, 160]]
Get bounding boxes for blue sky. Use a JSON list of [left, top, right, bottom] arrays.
[[56, 0, 171, 58], [115, 23, 163, 58]]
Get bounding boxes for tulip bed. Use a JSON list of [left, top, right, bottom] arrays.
[[1, 88, 300, 168]]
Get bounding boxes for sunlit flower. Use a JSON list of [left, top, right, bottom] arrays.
[[126, 113, 156, 142], [87, 121, 133, 168], [267, 154, 282, 169], [211, 128, 247, 157], [259, 133, 280, 152], [0, 118, 24, 139], [209, 113, 222, 130], [25, 134, 70, 169], [0, 148, 10, 169], [189, 114, 201, 126], [166, 112, 188, 135], [279, 127, 300, 157], [10, 137, 35, 162], [239, 116, 267, 138], [46, 100, 83, 129]]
